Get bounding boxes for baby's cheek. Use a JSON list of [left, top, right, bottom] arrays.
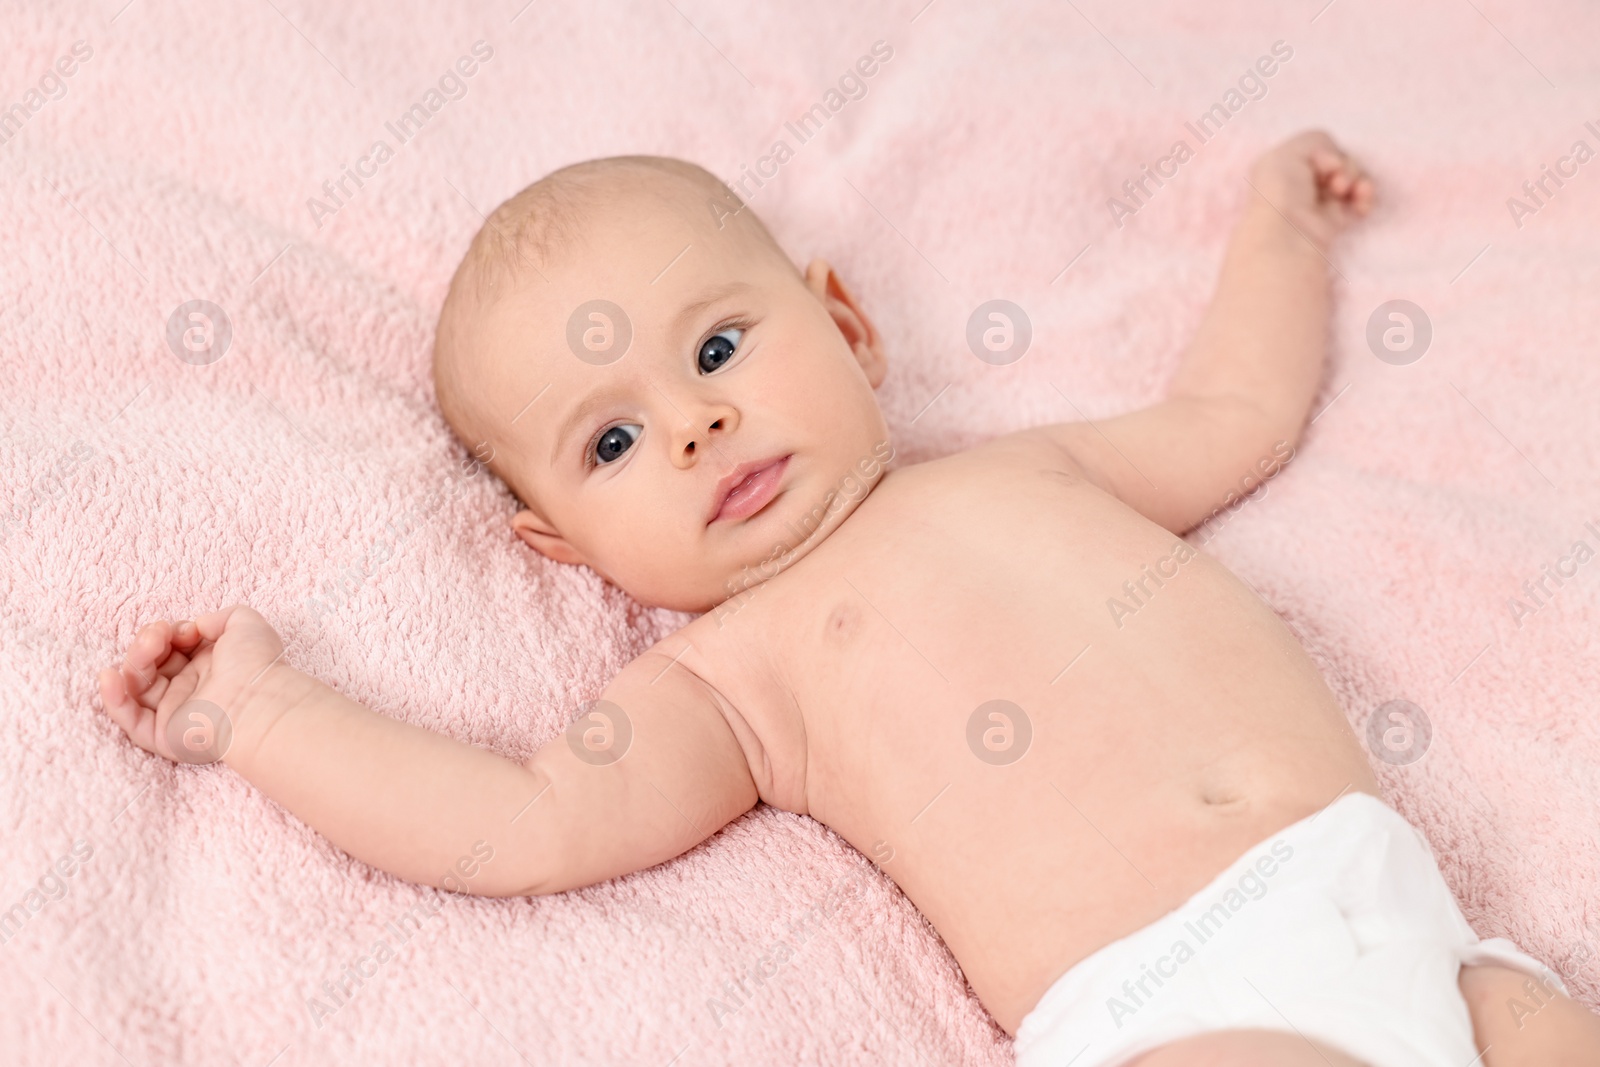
[[773, 356, 858, 424], [590, 520, 698, 600]]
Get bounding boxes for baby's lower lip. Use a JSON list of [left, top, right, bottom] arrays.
[[713, 456, 791, 524]]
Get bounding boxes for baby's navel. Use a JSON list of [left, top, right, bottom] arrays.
[[1201, 786, 1246, 806]]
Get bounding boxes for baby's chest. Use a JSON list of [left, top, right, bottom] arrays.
[[699, 531, 1123, 801]]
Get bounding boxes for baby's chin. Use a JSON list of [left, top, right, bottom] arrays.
[[588, 495, 850, 612]]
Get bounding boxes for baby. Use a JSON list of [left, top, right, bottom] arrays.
[[98, 132, 1600, 1066]]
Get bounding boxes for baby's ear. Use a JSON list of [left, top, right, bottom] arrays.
[[511, 507, 586, 565], [804, 258, 887, 388]]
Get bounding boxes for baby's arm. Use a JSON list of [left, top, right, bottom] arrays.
[[97, 606, 758, 896], [1034, 130, 1374, 533]]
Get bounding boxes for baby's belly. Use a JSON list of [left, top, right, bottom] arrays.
[[832, 717, 1373, 1036], [776, 512, 1376, 1034], [810, 623, 1377, 1034]]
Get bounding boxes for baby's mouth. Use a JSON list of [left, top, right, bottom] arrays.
[[708, 455, 792, 525]]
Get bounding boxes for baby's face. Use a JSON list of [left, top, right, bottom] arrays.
[[474, 186, 890, 613]]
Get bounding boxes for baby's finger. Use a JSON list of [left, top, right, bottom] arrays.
[[130, 671, 171, 712], [157, 650, 191, 679], [1337, 165, 1370, 210], [191, 606, 243, 644], [1309, 146, 1346, 180], [172, 619, 204, 651], [98, 667, 158, 754], [1314, 148, 1367, 197], [97, 667, 127, 723], [1354, 175, 1376, 213], [156, 670, 200, 722], [121, 620, 175, 696]]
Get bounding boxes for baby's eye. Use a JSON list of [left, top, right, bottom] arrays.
[[697, 328, 743, 374], [593, 423, 641, 465]]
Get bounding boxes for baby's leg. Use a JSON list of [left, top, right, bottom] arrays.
[[1460, 964, 1600, 1066], [1124, 1029, 1366, 1067]]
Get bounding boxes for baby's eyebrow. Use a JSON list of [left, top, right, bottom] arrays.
[[669, 280, 750, 337], [551, 389, 615, 466]]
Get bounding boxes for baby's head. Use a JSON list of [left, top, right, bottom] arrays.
[[433, 156, 892, 613]]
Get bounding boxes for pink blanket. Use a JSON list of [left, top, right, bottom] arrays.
[[4, 0, 1597, 1061]]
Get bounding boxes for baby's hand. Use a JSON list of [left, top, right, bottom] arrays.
[[97, 605, 285, 764], [1248, 130, 1374, 254]]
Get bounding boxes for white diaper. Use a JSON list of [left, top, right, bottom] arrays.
[[1013, 791, 1567, 1067]]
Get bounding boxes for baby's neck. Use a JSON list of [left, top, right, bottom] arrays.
[[706, 458, 895, 624]]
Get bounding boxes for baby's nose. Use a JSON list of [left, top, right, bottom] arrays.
[[670, 403, 738, 465]]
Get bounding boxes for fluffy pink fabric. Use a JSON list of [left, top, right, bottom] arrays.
[[3, 0, 1597, 1061]]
